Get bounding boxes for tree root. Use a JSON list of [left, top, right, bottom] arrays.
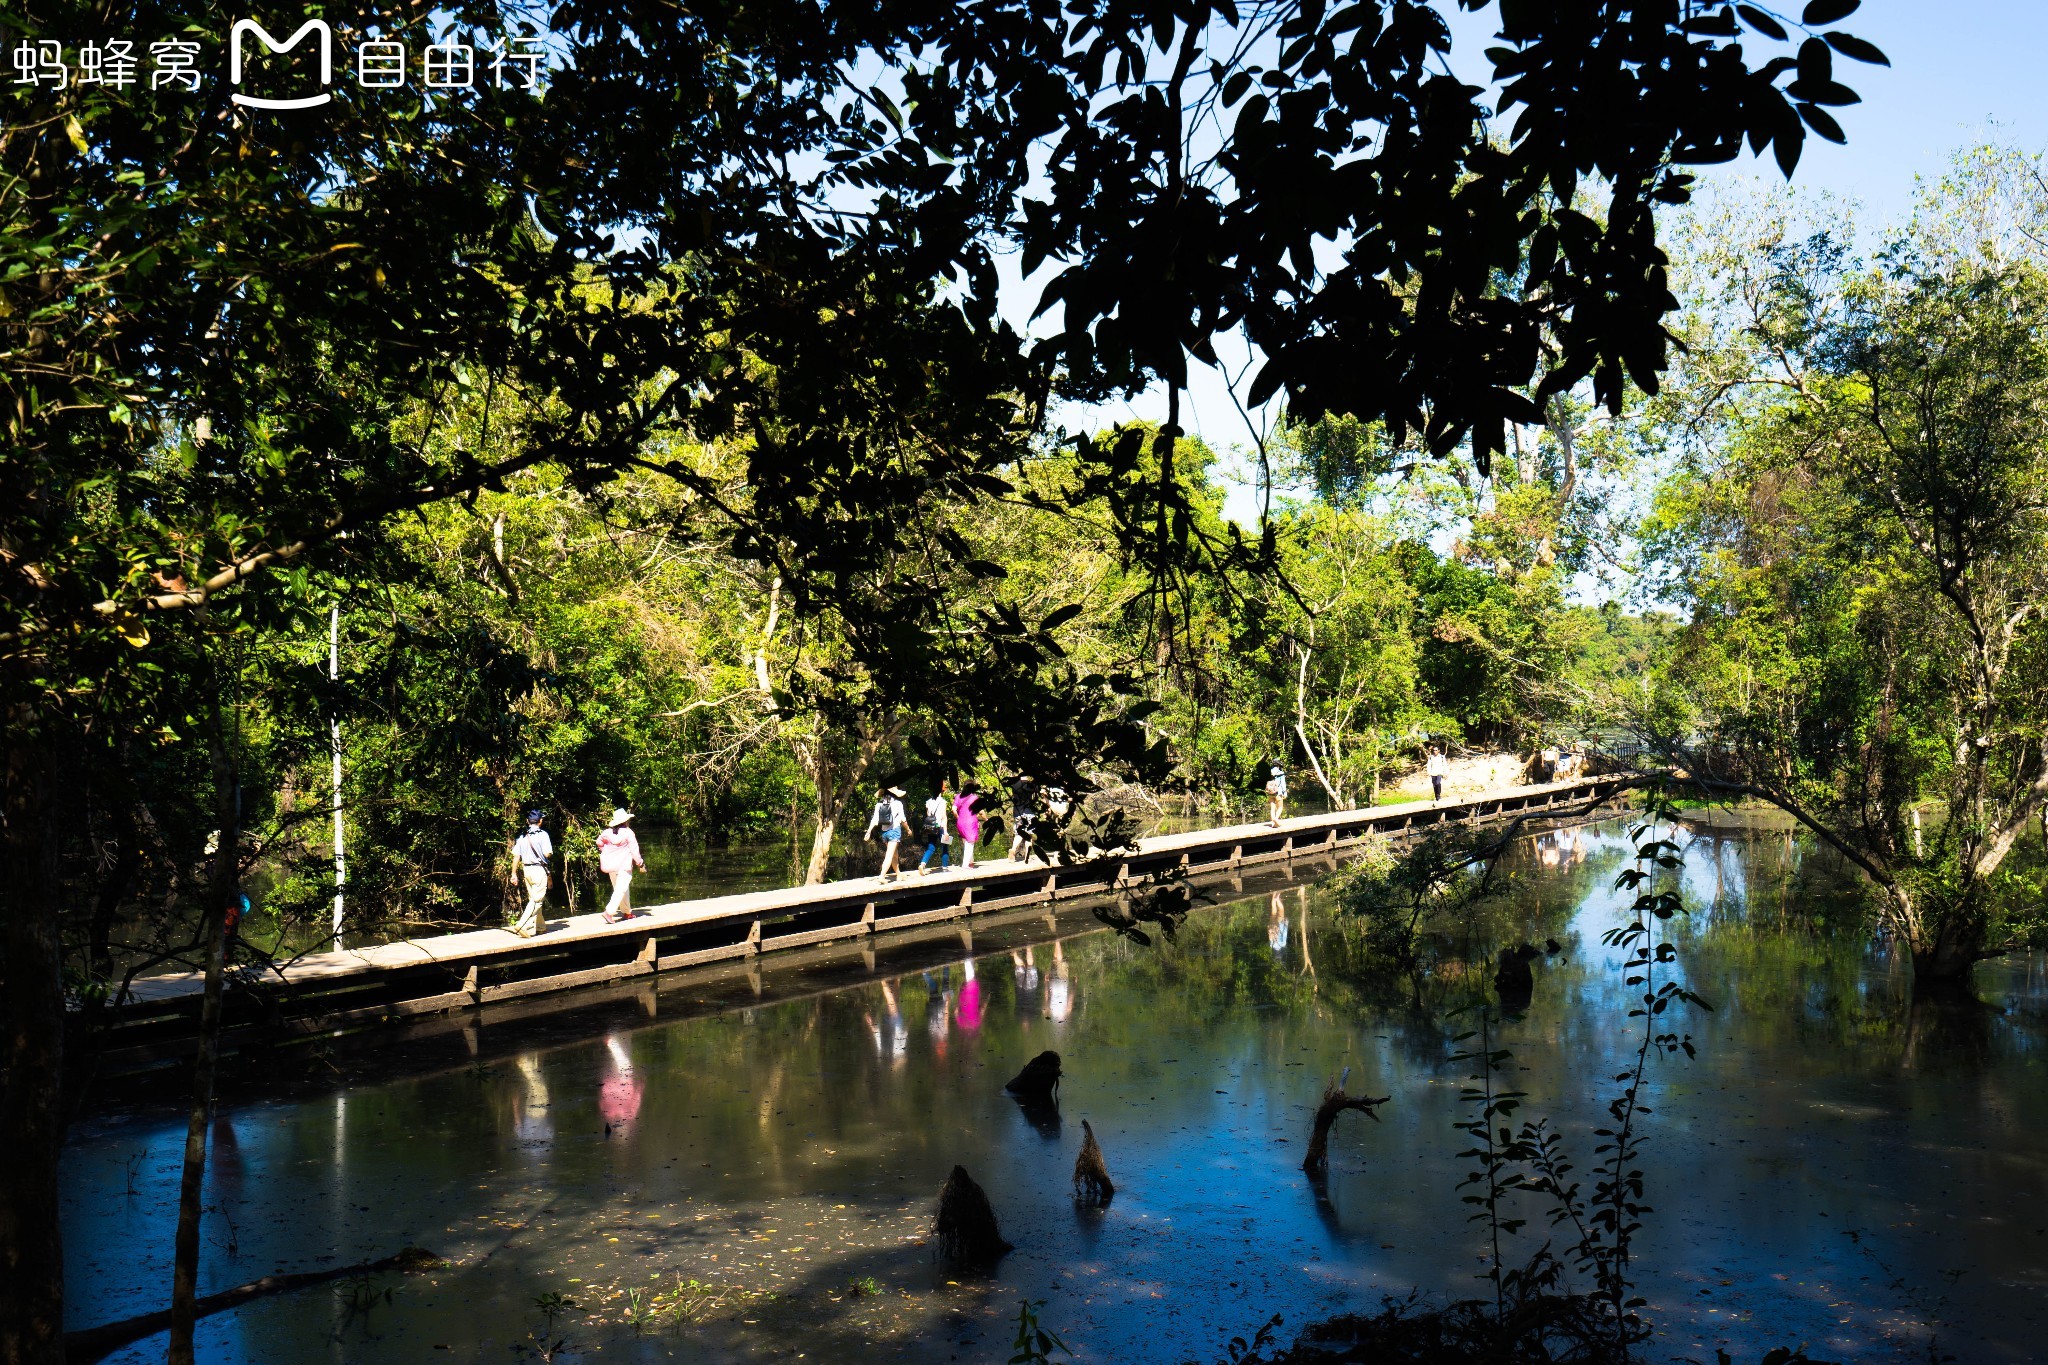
[[1073, 1119, 1115, 1205], [1302, 1079, 1388, 1177]]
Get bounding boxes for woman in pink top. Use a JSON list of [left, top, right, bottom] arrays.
[[953, 780, 983, 868], [596, 808, 646, 923]]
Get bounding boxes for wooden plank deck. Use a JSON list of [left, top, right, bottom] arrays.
[[93, 776, 1631, 1065]]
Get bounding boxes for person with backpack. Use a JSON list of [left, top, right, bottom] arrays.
[[1264, 765, 1288, 827], [1007, 773, 1039, 863], [917, 778, 954, 875], [954, 779, 984, 869], [511, 809, 554, 937], [864, 784, 909, 882]]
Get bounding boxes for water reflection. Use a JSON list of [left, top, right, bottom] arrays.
[[60, 820, 2048, 1364]]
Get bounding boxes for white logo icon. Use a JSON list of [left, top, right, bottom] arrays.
[[230, 18, 332, 109]]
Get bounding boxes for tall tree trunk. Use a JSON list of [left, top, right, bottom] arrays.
[[167, 697, 239, 1363], [0, 729, 69, 1365], [1292, 642, 1341, 809], [803, 816, 837, 886]]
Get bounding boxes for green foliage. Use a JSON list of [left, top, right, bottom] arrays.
[[1008, 1298, 1073, 1365], [1637, 159, 2048, 981]]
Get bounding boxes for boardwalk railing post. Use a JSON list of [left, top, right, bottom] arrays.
[[861, 902, 876, 932], [745, 920, 762, 955], [462, 964, 480, 1005], [1042, 874, 1058, 902]]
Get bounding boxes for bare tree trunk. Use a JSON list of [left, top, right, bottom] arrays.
[[168, 693, 239, 1364], [1293, 642, 1341, 809], [0, 728, 69, 1365]]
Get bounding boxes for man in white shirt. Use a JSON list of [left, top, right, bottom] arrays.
[[1427, 745, 1449, 801], [511, 810, 553, 937]]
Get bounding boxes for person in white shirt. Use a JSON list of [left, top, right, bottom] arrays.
[[864, 785, 909, 881], [511, 810, 553, 937], [916, 779, 953, 875], [1426, 745, 1449, 800], [1264, 765, 1288, 827]]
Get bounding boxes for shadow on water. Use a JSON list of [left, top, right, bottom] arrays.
[[60, 818, 2048, 1363]]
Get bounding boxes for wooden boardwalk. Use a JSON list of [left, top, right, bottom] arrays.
[[96, 776, 1631, 1069]]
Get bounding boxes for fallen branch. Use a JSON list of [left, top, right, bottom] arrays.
[[1302, 1072, 1389, 1177], [65, 1246, 443, 1364]]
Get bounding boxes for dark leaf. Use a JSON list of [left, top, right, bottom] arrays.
[[1734, 5, 1788, 40], [1801, 0, 1859, 22], [1823, 31, 1889, 65], [1797, 103, 1846, 143]]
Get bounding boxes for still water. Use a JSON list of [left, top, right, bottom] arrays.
[[64, 819, 2048, 1362]]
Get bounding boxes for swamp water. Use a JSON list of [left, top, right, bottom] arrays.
[[63, 819, 2048, 1362]]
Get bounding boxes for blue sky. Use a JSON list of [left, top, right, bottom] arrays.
[[1053, 1, 2048, 507]]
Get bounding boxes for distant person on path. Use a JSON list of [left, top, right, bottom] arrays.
[[1427, 745, 1448, 800], [917, 779, 953, 875], [1008, 773, 1039, 863], [512, 809, 554, 937], [597, 808, 645, 923], [1264, 765, 1288, 827], [954, 780, 984, 868], [864, 784, 909, 881]]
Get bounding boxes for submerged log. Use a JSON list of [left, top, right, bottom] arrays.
[[1301, 1075, 1388, 1177], [1073, 1119, 1115, 1205], [66, 1246, 442, 1364], [1004, 1049, 1063, 1100], [932, 1165, 1013, 1266]]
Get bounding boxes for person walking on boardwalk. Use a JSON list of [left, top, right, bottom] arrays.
[[1427, 744, 1449, 800], [917, 778, 953, 875], [954, 779, 984, 869], [512, 809, 554, 938], [864, 784, 909, 882], [1264, 765, 1288, 828], [1007, 773, 1039, 863], [597, 808, 646, 923]]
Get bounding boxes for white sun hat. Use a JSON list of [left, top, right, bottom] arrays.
[[607, 807, 635, 827]]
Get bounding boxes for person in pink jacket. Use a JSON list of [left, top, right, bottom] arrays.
[[953, 780, 983, 869], [597, 808, 646, 923]]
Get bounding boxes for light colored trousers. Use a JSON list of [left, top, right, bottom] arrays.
[[518, 864, 548, 935], [605, 869, 633, 917]]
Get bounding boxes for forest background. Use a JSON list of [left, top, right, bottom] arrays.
[[9, 1, 2048, 1358], [53, 143, 2048, 990]]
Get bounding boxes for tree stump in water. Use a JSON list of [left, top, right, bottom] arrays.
[[1004, 1050, 1062, 1100], [1301, 1081, 1388, 1177], [1494, 944, 1540, 1012], [932, 1165, 1012, 1265], [1073, 1119, 1115, 1205]]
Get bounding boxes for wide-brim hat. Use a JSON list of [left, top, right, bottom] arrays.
[[608, 807, 635, 827], [887, 786, 906, 797]]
